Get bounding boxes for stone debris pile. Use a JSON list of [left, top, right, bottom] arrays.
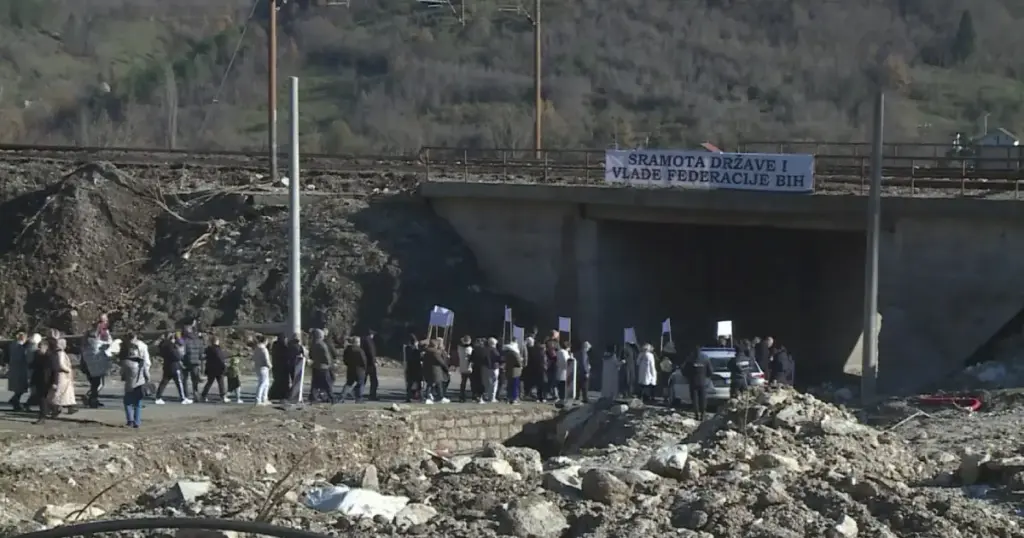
[[5, 387, 1024, 538]]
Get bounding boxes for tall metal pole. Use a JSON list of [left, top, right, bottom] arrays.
[[268, 0, 279, 184], [289, 76, 303, 403], [861, 90, 883, 406], [532, 0, 542, 158], [288, 76, 301, 338]]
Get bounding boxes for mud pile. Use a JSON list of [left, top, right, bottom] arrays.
[[0, 160, 521, 348], [0, 162, 163, 333], [121, 195, 520, 347]]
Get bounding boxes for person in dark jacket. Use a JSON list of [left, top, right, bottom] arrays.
[[754, 336, 774, 377], [503, 343, 524, 404], [286, 333, 306, 403], [523, 337, 545, 401], [30, 339, 53, 423], [467, 338, 486, 402], [620, 341, 639, 398], [403, 334, 423, 402], [684, 351, 714, 421], [340, 336, 367, 403], [769, 345, 794, 386], [22, 334, 41, 411], [423, 339, 450, 404], [7, 332, 28, 411], [155, 333, 189, 404], [544, 339, 559, 400], [361, 330, 379, 401], [181, 327, 205, 400], [484, 337, 502, 402], [728, 341, 754, 398], [200, 336, 228, 402], [269, 333, 290, 401], [309, 329, 335, 403]]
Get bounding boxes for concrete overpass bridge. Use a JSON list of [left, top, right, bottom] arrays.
[[416, 146, 1024, 393], [23, 140, 1020, 393]]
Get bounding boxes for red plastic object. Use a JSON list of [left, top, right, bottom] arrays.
[[914, 395, 982, 412]]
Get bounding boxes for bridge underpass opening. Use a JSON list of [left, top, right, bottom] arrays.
[[593, 219, 866, 385]]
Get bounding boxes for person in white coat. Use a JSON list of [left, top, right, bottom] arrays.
[[600, 344, 619, 400], [555, 340, 571, 403], [457, 335, 473, 402], [637, 343, 658, 402]]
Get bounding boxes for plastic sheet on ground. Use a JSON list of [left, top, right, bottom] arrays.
[[302, 485, 410, 520]]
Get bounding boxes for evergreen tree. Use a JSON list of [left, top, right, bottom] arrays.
[[951, 11, 976, 63]]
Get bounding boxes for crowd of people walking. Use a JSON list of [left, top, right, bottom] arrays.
[[1, 315, 797, 427]]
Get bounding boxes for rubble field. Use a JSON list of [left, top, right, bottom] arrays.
[[0, 159, 525, 352], [2, 386, 1023, 538]]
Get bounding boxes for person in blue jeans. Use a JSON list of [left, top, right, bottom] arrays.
[[120, 334, 151, 428]]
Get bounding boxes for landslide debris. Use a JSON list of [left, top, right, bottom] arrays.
[[0, 162, 164, 333], [0, 160, 520, 345], [5, 387, 1022, 538]]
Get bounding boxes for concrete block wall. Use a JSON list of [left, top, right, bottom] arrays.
[[409, 407, 560, 454]]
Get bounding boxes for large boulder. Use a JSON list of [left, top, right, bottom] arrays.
[[464, 457, 522, 479], [580, 468, 632, 505], [645, 444, 689, 480], [481, 443, 543, 476], [498, 496, 569, 538]]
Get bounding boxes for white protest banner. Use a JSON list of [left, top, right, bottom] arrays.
[[605, 149, 814, 193], [512, 325, 525, 342], [661, 318, 672, 334], [716, 320, 733, 338], [429, 305, 455, 328], [623, 328, 637, 344], [557, 317, 572, 332], [503, 306, 512, 323]]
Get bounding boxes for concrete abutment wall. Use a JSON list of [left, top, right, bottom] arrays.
[[428, 194, 865, 384], [424, 183, 1024, 392]]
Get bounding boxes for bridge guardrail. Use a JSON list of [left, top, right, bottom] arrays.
[[420, 146, 1024, 198], [4, 142, 1024, 197]]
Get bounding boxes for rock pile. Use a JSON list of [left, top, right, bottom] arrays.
[[6, 387, 1024, 538]]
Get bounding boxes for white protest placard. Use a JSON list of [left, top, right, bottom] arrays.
[[503, 306, 512, 323], [429, 305, 455, 328], [716, 320, 733, 338], [605, 149, 814, 193], [661, 318, 672, 334], [512, 325, 525, 342], [557, 317, 572, 332], [623, 328, 637, 344]]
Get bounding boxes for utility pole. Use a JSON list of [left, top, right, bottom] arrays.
[[861, 90, 883, 407], [288, 76, 302, 402], [532, 0, 542, 158], [268, 0, 279, 184]]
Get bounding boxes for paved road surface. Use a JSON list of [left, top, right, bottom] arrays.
[[0, 368, 586, 432]]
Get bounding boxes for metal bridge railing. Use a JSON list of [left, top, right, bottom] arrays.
[[419, 146, 1024, 198]]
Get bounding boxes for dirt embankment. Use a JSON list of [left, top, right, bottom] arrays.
[[0, 160, 524, 351]]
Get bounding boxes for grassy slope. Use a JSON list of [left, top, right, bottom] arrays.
[[0, 0, 1022, 152]]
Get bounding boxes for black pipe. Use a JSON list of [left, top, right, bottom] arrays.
[[10, 518, 333, 538]]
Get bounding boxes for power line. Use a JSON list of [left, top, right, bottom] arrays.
[[197, 0, 262, 138]]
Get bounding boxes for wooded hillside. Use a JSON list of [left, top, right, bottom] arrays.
[[0, 0, 1021, 153]]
